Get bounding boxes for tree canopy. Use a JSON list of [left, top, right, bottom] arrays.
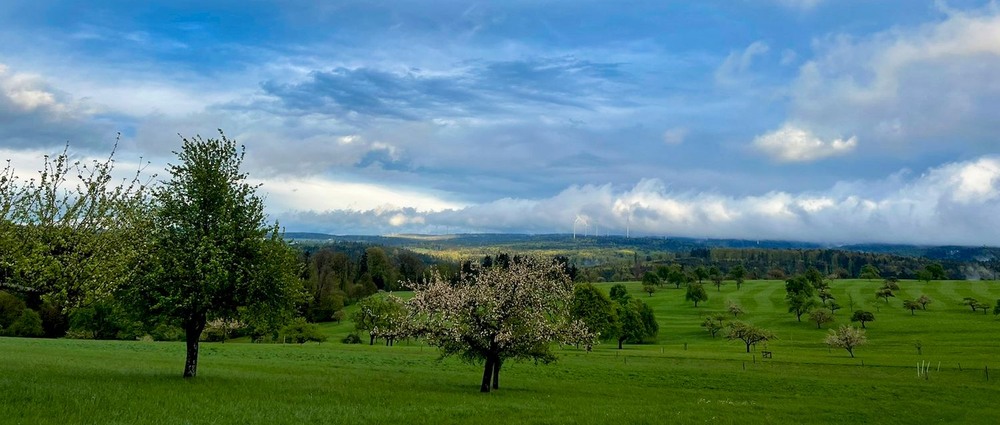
[[124, 132, 303, 378], [407, 256, 594, 392]]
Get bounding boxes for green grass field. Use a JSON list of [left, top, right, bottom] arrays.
[[3, 279, 1000, 424]]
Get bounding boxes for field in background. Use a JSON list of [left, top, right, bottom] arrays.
[[3, 279, 1000, 424]]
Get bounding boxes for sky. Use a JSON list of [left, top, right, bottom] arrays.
[[1, 0, 1000, 245]]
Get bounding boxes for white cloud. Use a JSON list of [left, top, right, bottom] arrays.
[[786, 6, 1000, 151], [753, 124, 857, 162], [284, 156, 1000, 245], [255, 175, 467, 215]]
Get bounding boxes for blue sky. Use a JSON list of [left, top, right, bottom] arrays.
[[2, 0, 1000, 244]]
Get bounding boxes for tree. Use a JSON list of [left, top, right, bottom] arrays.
[[613, 298, 646, 349], [1, 141, 148, 316], [609, 284, 630, 302], [693, 266, 709, 284], [818, 288, 835, 305], [924, 263, 946, 280], [826, 301, 842, 314], [641, 272, 658, 296], [917, 294, 932, 310], [702, 314, 725, 338], [641, 271, 661, 288], [407, 256, 594, 393], [993, 299, 1000, 316], [726, 321, 776, 353], [825, 325, 867, 358], [727, 301, 745, 318], [666, 265, 688, 289], [875, 287, 895, 303], [571, 283, 617, 340], [686, 283, 708, 307], [787, 292, 818, 322], [859, 264, 881, 281], [809, 309, 834, 329], [352, 293, 407, 345], [728, 265, 747, 290], [902, 300, 921, 315], [125, 132, 303, 378], [850, 310, 875, 329], [708, 266, 724, 288], [963, 297, 980, 312]]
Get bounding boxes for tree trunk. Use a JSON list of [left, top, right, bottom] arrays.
[[369, 334, 375, 345], [848, 348, 854, 358], [745, 342, 751, 353], [480, 356, 494, 393], [492, 358, 501, 390], [618, 338, 623, 349], [816, 322, 821, 329], [183, 322, 205, 378]]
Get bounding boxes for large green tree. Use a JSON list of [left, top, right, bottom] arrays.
[[126, 132, 302, 378], [571, 283, 617, 340]]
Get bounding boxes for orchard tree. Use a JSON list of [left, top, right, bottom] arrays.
[[728, 265, 747, 290], [693, 266, 709, 284], [125, 132, 303, 378], [850, 310, 875, 329], [571, 283, 617, 340], [809, 309, 834, 329], [963, 297, 980, 312], [917, 294, 932, 310], [641, 271, 661, 288], [686, 283, 708, 307], [860, 264, 881, 281], [702, 314, 725, 338], [825, 325, 867, 358], [406, 256, 595, 393], [727, 301, 745, 318], [787, 292, 818, 322], [875, 287, 895, 303], [1, 141, 149, 312], [352, 293, 407, 345], [902, 300, 921, 315], [726, 321, 775, 353]]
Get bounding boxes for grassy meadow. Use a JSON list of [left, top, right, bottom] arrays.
[[3, 279, 1000, 424]]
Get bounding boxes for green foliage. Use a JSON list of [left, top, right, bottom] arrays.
[[701, 314, 725, 338], [281, 317, 327, 343], [7, 308, 44, 337], [902, 299, 921, 315], [609, 283, 629, 302], [341, 332, 362, 344], [641, 271, 660, 287], [859, 264, 881, 281], [69, 301, 137, 340], [685, 283, 708, 307], [0, 141, 149, 307], [571, 283, 617, 340], [786, 292, 818, 322], [352, 293, 407, 345], [123, 131, 303, 378], [727, 265, 746, 289], [850, 310, 875, 328], [0, 290, 26, 330]]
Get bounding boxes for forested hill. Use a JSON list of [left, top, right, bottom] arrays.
[[285, 232, 1000, 262]]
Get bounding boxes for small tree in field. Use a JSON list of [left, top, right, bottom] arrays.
[[726, 321, 775, 353], [917, 294, 932, 310], [825, 325, 867, 358], [126, 132, 302, 378], [686, 283, 708, 307], [964, 297, 981, 312], [727, 301, 745, 318], [352, 293, 407, 345], [702, 314, 725, 338], [642, 271, 661, 288], [809, 309, 834, 329], [902, 300, 921, 316], [850, 310, 875, 329], [728, 265, 747, 290], [642, 282, 656, 297], [407, 256, 594, 393], [875, 287, 895, 303]]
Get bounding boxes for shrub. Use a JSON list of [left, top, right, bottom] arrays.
[[342, 332, 362, 344], [282, 318, 327, 343], [9, 309, 44, 337]]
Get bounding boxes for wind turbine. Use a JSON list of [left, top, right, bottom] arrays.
[[573, 215, 589, 240]]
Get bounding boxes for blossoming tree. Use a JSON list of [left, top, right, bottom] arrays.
[[407, 255, 595, 392]]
